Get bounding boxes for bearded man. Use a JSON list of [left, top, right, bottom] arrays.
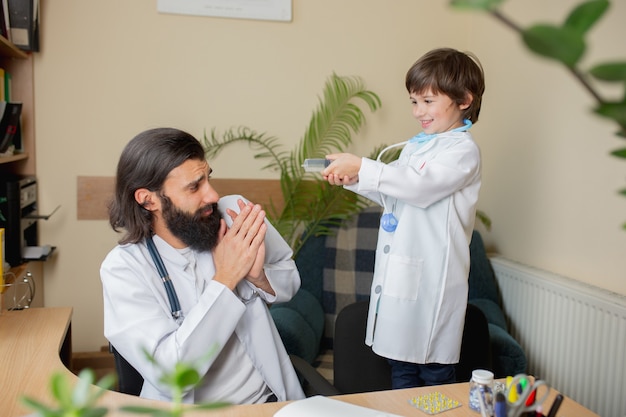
[[100, 127, 304, 404]]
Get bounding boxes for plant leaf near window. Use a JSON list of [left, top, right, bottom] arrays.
[[451, 0, 626, 228]]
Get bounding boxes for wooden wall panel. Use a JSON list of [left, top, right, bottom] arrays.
[[77, 176, 284, 220]]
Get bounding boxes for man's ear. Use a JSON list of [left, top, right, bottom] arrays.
[[135, 188, 157, 210]]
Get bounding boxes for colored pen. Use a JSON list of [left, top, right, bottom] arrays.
[[494, 392, 507, 417], [525, 385, 537, 416], [526, 386, 537, 406], [526, 376, 539, 407], [507, 376, 518, 402], [546, 394, 564, 417]]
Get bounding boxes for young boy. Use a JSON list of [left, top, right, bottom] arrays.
[[322, 47, 485, 388]]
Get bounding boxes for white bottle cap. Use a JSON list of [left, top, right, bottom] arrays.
[[472, 369, 494, 384]]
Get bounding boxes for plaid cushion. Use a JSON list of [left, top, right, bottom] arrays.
[[321, 205, 382, 348]]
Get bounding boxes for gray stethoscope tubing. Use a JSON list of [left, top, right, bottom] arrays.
[[375, 119, 473, 233], [375, 139, 411, 232], [146, 236, 183, 319]]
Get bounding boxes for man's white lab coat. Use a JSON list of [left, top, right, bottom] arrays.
[[101, 195, 305, 403]]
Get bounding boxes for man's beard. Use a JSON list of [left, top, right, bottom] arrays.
[[159, 194, 222, 252]]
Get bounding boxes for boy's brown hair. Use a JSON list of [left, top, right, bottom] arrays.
[[405, 48, 485, 124]]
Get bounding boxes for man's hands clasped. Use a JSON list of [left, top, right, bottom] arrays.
[[211, 199, 274, 295]]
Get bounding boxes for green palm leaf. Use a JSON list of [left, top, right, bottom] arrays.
[[203, 73, 383, 257]]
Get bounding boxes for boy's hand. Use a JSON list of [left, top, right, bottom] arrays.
[[322, 153, 361, 185]]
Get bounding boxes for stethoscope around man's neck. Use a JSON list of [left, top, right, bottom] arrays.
[[376, 119, 473, 233], [146, 234, 260, 321], [146, 236, 183, 320]]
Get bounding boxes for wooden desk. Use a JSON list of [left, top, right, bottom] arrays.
[[1, 307, 73, 417], [0, 307, 600, 417]]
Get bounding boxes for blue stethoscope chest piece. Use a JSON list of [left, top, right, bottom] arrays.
[[381, 212, 399, 233]]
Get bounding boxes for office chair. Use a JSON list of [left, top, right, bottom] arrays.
[[333, 300, 391, 394], [456, 302, 492, 382], [292, 301, 491, 395], [110, 344, 144, 396], [111, 302, 490, 397]]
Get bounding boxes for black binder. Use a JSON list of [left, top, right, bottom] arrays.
[[7, 0, 38, 52]]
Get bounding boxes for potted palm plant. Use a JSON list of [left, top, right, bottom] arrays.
[[203, 73, 400, 257]]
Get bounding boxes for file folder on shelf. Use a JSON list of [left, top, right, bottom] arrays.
[[7, 0, 39, 52]]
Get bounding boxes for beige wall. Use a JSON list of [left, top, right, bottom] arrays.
[[33, 0, 626, 352]]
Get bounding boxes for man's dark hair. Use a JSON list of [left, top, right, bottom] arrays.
[[108, 128, 206, 244], [405, 48, 485, 124]]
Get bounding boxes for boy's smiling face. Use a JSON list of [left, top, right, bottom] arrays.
[[410, 89, 470, 135]]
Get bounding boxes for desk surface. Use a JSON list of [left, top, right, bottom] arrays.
[[1, 307, 600, 417]]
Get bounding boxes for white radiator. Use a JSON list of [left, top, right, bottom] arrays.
[[490, 257, 626, 417]]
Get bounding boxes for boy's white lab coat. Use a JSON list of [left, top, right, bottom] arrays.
[[346, 131, 481, 364]]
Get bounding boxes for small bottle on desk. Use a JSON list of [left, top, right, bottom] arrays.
[[469, 369, 494, 415]]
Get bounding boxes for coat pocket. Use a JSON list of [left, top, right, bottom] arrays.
[[382, 254, 423, 300]]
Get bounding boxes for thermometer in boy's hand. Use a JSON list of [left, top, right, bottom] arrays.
[[302, 159, 331, 172]]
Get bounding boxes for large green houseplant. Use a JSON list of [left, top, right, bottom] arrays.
[[203, 74, 399, 257], [451, 0, 626, 227]]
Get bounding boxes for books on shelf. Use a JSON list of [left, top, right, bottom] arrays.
[[0, 1, 10, 42], [0, 101, 21, 153], [6, 0, 38, 51], [1, 228, 5, 293], [3, 69, 10, 101], [0, 69, 4, 101], [0, 67, 10, 101]]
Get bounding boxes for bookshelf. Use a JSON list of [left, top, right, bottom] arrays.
[[0, 34, 34, 175], [0, 35, 41, 308], [0, 34, 28, 59]]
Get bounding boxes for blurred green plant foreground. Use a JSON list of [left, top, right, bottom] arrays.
[[451, 0, 626, 227]]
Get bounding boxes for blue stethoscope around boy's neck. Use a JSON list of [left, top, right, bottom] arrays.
[[377, 119, 473, 233], [410, 118, 473, 144]]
